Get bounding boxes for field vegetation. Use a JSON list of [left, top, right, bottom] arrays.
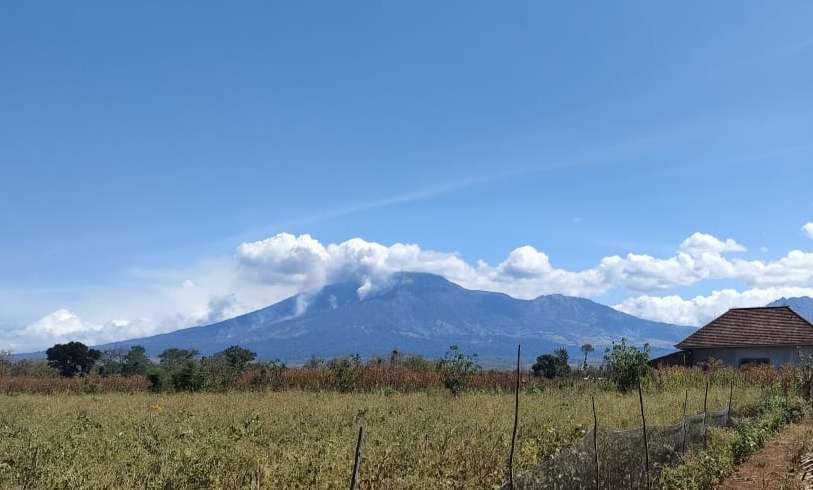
[[0, 384, 759, 489], [0, 344, 807, 489]]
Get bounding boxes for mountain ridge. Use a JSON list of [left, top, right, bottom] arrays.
[[767, 297, 813, 323], [97, 272, 695, 363]]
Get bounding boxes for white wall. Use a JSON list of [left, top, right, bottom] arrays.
[[692, 346, 813, 367]]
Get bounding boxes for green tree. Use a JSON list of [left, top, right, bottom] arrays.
[[170, 360, 205, 392], [122, 346, 151, 376], [45, 342, 102, 377], [532, 348, 571, 379], [214, 345, 256, 372], [580, 343, 594, 370], [437, 345, 480, 395], [604, 339, 650, 392], [158, 348, 198, 370]]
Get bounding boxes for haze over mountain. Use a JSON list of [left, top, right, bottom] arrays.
[[96, 273, 695, 363], [768, 297, 813, 323]]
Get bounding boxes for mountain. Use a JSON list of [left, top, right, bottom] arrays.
[[97, 273, 695, 364], [768, 297, 813, 323]]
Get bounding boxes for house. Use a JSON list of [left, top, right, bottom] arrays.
[[663, 306, 813, 368]]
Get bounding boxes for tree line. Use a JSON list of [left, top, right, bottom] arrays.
[[1, 339, 652, 394]]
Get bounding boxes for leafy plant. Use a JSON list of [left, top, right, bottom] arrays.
[[329, 355, 364, 393], [604, 338, 650, 392], [437, 345, 480, 395]]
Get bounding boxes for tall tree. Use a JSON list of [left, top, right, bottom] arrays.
[[122, 345, 151, 376], [214, 345, 256, 373], [46, 342, 102, 377], [580, 343, 595, 370]]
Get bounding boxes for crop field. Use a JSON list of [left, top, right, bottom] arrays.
[[0, 385, 761, 490]]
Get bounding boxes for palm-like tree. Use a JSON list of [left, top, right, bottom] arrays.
[[580, 343, 594, 371]]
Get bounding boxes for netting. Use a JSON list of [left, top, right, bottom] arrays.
[[503, 408, 732, 489]]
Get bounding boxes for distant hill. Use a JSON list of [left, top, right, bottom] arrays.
[[93, 272, 694, 364], [768, 297, 813, 323]]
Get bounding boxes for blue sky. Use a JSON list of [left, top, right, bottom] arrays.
[[2, 2, 813, 350]]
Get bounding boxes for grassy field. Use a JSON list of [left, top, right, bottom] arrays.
[[0, 386, 761, 489]]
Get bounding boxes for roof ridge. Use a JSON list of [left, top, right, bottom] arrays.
[[729, 305, 792, 310]]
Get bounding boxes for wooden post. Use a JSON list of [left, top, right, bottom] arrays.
[[702, 378, 709, 448], [637, 373, 650, 490], [507, 344, 521, 489], [681, 389, 688, 453], [349, 425, 364, 490], [727, 375, 735, 425], [592, 395, 599, 490]]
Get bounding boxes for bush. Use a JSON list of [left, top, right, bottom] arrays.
[[531, 349, 571, 379], [171, 361, 205, 392], [437, 345, 480, 395], [146, 368, 169, 393], [248, 360, 287, 391], [329, 355, 364, 393], [604, 339, 650, 392]]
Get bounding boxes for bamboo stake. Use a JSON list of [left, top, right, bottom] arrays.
[[592, 395, 599, 490], [681, 388, 688, 453], [637, 373, 650, 490], [702, 378, 709, 448], [727, 375, 735, 425], [507, 344, 521, 489], [349, 425, 364, 490]]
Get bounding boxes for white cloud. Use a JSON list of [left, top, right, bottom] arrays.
[[804, 223, 813, 240], [4, 228, 813, 351], [615, 287, 813, 326]]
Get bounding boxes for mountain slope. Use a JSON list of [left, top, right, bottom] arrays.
[[768, 297, 813, 323], [101, 273, 695, 363]]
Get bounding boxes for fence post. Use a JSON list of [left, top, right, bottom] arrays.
[[349, 425, 364, 490], [637, 373, 650, 490], [702, 378, 709, 448], [727, 375, 735, 425], [592, 395, 599, 490], [681, 388, 688, 453], [507, 344, 521, 489]]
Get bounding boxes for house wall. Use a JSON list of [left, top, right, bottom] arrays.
[[692, 346, 813, 367]]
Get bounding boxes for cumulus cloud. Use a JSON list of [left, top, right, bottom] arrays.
[[615, 287, 813, 326], [5, 228, 813, 351]]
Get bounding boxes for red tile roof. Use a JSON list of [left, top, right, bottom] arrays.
[[676, 306, 813, 349]]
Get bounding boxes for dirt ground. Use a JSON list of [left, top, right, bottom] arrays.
[[717, 423, 813, 490]]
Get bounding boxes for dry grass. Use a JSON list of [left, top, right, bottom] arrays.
[[0, 385, 760, 490]]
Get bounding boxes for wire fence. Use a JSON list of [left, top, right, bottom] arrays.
[[501, 407, 732, 489]]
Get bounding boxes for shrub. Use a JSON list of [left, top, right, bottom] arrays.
[[604, 339, 650, 392], [171, 361, 205, 392], [532, 349, 571, 379], [146, 368, 169, 393], [248, 360, 287, 391], [329, 355, 364, 393], [437, 345, 480, 395]]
